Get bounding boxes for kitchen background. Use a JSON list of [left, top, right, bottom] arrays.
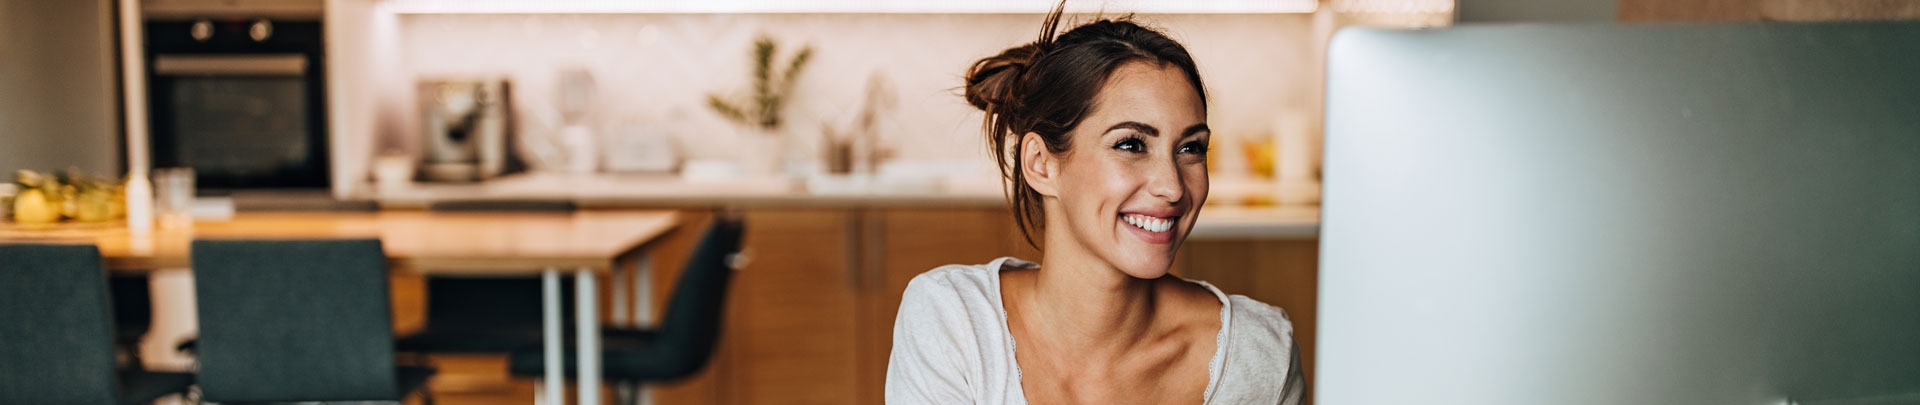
[[381, 12, 1318, 173], [9, 0, 1912, 193], [325, 3, 1447, 202], [7, 0, 1917, 404]]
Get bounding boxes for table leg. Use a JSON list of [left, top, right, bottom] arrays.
[[142, 269, 197, 371], [577, 268, 601, 405], [634, 254, 653, 326], [543, 269, 564, 405]]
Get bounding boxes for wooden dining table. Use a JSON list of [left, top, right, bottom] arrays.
[[0, 210, 680, 405]]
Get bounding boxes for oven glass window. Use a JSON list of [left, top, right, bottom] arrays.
[[166, 76, 310, 184]]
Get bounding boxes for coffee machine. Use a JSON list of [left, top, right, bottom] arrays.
[[418, 79, 513, 182]]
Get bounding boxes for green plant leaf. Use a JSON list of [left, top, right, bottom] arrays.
[[707, 93, 753, 126], [781, 45, 814, 94]]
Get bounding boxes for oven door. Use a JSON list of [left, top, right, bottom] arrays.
[[147, 20, 328, 190]]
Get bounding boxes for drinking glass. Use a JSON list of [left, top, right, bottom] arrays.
[[153, 168, 195, 229]]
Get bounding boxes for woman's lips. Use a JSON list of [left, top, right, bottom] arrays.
[[1121, 213, 1178, 244]]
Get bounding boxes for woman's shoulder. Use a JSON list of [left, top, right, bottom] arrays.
[[889, 258, 1033, 404], [1178, 279, 1296, 345], [1212, 293, 1307, 404], [1225, 294, 1297, 347], [899, 257, 1035, 310]]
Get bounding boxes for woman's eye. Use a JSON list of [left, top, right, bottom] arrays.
[[1180, 141, 1210, 155], [1113, 137, 1146, 153]]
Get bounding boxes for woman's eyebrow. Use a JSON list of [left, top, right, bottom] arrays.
[[1182, 124, 1211, 138], [1105, 121, 1159, 137]]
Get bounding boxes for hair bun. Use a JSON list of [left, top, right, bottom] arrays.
[[964, 43, 1040, 112]]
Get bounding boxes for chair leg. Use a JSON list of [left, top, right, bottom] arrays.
[[615, 382, 634, 405], [184, 385, 204, 405], [617, 382, 653, 405], [117, 343, 145, 371]]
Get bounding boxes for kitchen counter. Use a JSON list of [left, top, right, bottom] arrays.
[[366, 173, 1008, 208], [1190, 204, 1319, 240], [357, 172, 1319, 238]]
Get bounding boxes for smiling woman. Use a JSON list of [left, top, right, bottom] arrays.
[[884, 2, 1305, 405]]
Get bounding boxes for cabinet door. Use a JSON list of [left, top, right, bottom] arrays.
[[859, 208, 1034, 405], [723, 209, 862, 405]]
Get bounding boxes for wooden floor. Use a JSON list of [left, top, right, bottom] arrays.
[[415, 354, 537, 405]]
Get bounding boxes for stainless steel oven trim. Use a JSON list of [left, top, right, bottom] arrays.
[[153, 54, 307, 76]]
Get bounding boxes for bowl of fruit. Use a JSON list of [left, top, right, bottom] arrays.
[[8, 169, 125, 226]]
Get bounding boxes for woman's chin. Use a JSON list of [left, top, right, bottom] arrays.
[[1111, 252, 1177, 280]]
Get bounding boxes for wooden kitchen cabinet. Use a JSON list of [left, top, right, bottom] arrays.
[[724, 209, 865, 405]]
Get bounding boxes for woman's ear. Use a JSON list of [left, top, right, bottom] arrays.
[[1020, 132, 1060, 197]]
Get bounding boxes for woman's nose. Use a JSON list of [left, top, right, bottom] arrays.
[[1146, 156, 1184, 204]]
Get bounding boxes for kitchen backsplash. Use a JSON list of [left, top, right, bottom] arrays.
[[372, 12, 1323, 175]]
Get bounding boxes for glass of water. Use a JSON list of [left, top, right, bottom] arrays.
[[153, 168, 195, 229]]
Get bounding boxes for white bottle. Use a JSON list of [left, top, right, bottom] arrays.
[[125, 171, 154, 235]]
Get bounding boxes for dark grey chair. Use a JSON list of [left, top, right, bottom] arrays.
[[0, 243, 194, 405], [506, 215, 746, 404], [189, 239, 433, 403]]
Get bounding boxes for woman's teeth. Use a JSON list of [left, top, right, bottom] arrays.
[[1123, 214, 1175, 233]]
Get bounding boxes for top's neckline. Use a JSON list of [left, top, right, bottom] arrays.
[[985, 257, 1232, 405]]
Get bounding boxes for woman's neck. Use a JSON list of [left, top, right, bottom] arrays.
[[1019, 233, 1162, 356]]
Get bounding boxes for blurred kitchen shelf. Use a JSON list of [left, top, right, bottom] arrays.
[[1190, 204, 1319, 240], [384, 0, 1319, 15]]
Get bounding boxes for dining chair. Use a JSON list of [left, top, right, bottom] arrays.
[[189, 239, 434, 403], [0, 243, 194, 405], [506, 215, 747, 405]]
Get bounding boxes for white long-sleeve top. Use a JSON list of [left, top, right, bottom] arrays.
[[885, 257, 1307, 405]]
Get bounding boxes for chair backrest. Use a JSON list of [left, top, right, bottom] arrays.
[[640, 215, 746, 377], [0, 243, 123, 405], [190, 239, 400, 402]]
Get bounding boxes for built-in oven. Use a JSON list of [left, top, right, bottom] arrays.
[[145, 18, 326, 189]]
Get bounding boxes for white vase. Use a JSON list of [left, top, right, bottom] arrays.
[[739, 128, 787, 177]]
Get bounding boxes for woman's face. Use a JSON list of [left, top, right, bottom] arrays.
[[1041, 61, 1210, 279]]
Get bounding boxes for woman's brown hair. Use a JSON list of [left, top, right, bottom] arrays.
[[964, 2, 1208, 248]]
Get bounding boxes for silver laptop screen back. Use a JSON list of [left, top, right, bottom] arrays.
[[1320, 22, 1920, 405]]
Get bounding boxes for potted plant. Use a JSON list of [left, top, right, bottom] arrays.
[[708, 35, 813, 177]]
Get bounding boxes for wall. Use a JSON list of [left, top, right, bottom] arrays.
[[0, 0, 122, 175], [369, 12, 1321, 178], [1456, 0, 1614, 22]]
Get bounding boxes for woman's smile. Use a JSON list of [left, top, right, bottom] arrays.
[[1120, 213, 1175, 233]]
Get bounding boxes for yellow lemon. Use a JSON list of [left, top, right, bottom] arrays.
[[13, 189, 61, 224]]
